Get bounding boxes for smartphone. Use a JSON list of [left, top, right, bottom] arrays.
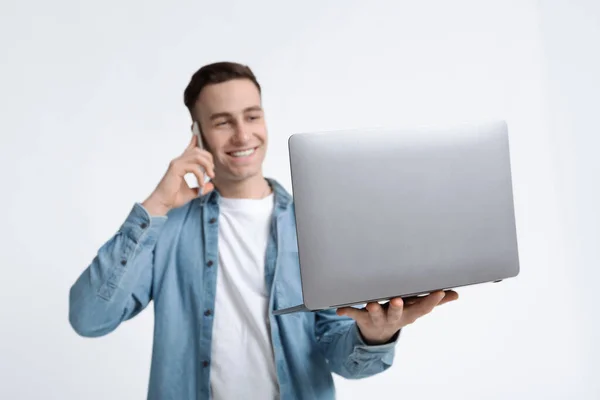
[[191, 121, 211, 194]]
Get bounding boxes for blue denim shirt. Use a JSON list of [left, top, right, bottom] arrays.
[[69, 179, 398, 399]]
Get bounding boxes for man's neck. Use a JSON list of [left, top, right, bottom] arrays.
[[214, 175, 272, 199]]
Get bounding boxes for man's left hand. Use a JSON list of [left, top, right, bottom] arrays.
[[336, 290, 459, 345]]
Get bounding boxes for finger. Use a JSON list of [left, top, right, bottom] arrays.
[[407, 291, 444, 305], [190, 146, 214, 163], [336, 307, 370, 325], [438, 290, 459, 306], [365, 302, 386, 326], [402, 295, 424, 306], [401, 291, 445, 324], [416, 291, 446, 314], [187, 133, 198, 150], [386, 297, 404, 323], [183, 152, 215, 179], [191, 150, 215, 178]]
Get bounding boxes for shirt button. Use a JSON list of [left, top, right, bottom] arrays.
[[209, 218, 216, 224], [140, 223, 148, 229], [207, 260, 213, 267], [204, 309, 212, 316], [120, 260, 127, 266], [202, 361, 209, 368]]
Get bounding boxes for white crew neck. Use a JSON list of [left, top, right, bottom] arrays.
[[218, 193, 274, 212]]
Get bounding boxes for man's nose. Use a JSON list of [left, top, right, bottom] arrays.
[[232, 121, 251, 143]]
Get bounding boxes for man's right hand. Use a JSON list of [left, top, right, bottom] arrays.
[[142, 134, 215, 216]]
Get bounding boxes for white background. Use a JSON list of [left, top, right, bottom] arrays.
[[0, 0, 597, 399]]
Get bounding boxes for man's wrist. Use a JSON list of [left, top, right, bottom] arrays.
[[141, 196, 170, 217], [357, 325, 401, 346]]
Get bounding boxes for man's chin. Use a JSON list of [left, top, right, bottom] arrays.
[[220, 168, 261, 183]]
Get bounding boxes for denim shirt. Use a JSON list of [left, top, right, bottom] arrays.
[[69, 178, 398, 399]]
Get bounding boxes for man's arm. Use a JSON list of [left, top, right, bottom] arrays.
[[68, 203, 167, 337], [69, 133, 215, 337], [313, 308, 399, 379], [315, 291, 459, 379]]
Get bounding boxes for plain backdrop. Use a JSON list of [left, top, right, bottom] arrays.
[[0, 0, 597, 399]]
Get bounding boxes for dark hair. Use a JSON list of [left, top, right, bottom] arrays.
[[183, 61, 261, 115]]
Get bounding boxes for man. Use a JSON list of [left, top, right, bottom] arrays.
[[69, 61, 458, 400]]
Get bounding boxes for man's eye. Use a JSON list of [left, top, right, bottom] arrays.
[[248, 115, 261, 121], [215, 121, 228, 127]]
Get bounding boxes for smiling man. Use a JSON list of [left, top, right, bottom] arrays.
[[68, 61, 458, 400]]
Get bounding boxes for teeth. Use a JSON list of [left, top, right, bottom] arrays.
[[230, 148, 255, 157]]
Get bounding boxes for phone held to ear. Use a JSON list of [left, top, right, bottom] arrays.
[[191, 121, 212, 195]]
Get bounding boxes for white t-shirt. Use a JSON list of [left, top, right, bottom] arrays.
[[210, 193, 279, 400]]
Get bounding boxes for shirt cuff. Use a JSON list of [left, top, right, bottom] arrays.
[[118, 203, 168, 244], [353, 323, 401, 351]]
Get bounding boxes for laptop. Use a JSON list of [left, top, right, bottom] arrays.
[[273, 120, 520, 315]]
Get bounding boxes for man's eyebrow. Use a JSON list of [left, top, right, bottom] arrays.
[[209, 106, 263, 120], [209, 112, 231, 121]]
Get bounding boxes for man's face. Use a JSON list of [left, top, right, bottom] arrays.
[[193, 78, 267, 184]]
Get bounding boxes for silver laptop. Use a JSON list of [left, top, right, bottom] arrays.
[[273, 120, 520, 315]]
